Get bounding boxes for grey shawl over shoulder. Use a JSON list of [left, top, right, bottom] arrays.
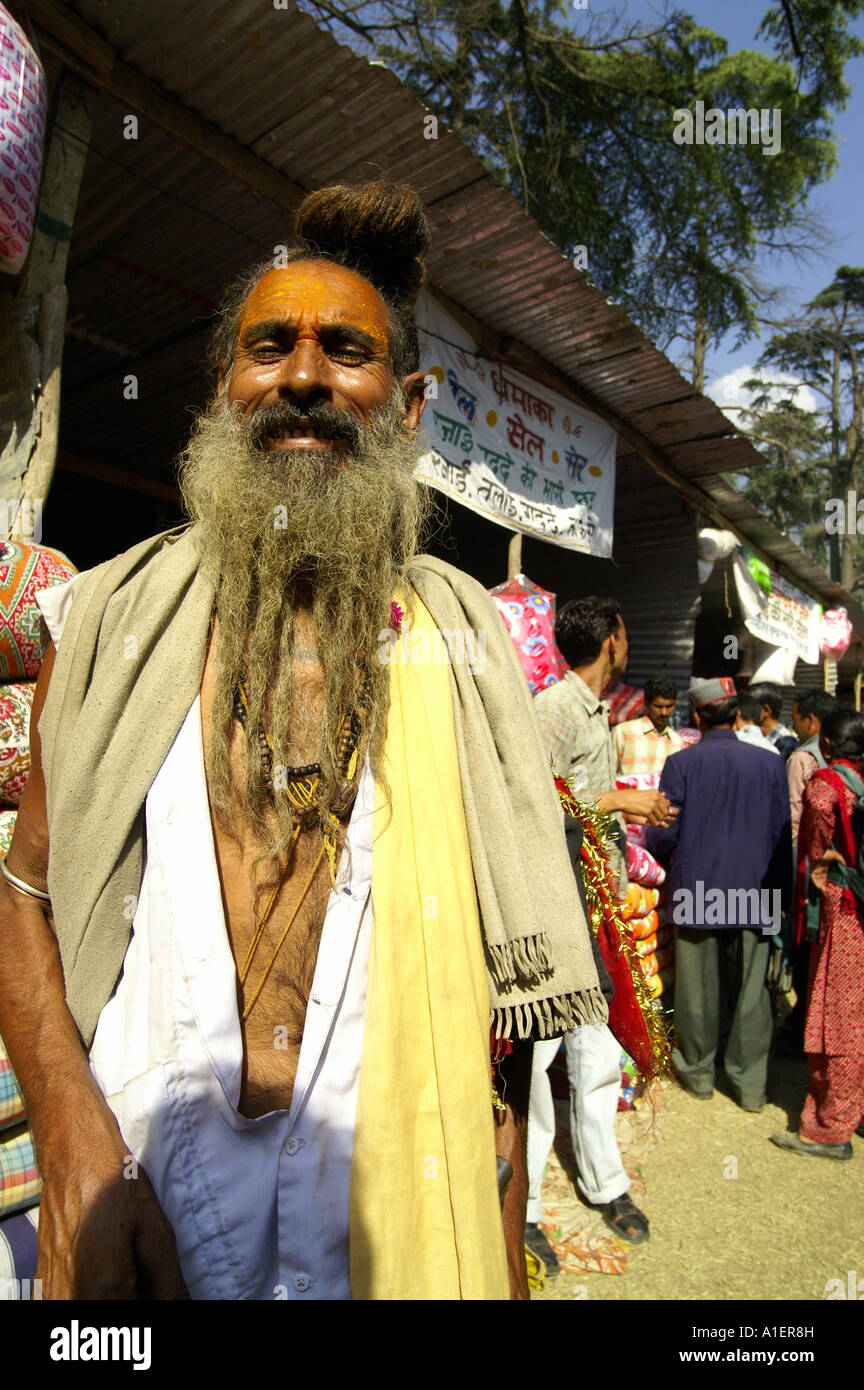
[[38, 523, 606, 1048]]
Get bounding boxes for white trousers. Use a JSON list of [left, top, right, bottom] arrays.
[[526, 1023, 629, 1219]]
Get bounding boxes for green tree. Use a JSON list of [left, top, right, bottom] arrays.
[[303, 1, 859, 385], [735, 394, 830, 562], [757, 0, 864, 107], [736, 266, 864, 592]]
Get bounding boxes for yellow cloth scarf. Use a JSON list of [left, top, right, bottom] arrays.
[[349, 594, 510, 1300]]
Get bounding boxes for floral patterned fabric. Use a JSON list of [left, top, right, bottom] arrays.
[[0, 540, 76, 680], [0, 684, 33, 807], [489, 575, 567, 693], [0, 810, 16, 855]]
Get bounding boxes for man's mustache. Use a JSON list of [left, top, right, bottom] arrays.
[[241, 399, 362, 454]]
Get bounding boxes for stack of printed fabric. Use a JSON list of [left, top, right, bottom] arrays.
[[622, 844, 675, 1002], [613, 840, 675, 1107], [0, 539, 76, 1264]]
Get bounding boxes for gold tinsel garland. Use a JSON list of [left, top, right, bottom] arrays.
[[555, 777, 673, 1082]]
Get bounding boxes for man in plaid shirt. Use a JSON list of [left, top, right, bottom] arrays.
[[613, 676, 684, 778], [528, 598, 677, 1259]]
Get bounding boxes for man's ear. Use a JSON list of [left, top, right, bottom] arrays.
[[216, 359, 229, 398], [401, 371, 428, 432]]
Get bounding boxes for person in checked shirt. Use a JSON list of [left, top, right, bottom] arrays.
[[613, 676, 684, 778]]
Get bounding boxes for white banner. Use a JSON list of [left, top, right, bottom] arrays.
[[415, 292, 616, 556], [742, 562, 822, 664]]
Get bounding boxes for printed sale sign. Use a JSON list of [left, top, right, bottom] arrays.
[[744, 566, 822, 664], [415, 292, 616, 556]]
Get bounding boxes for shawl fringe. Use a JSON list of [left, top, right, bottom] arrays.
[[491, 984, 608, 1041], [486, 932, 554, 988]]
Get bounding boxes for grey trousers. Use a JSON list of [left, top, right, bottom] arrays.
[[673, 926, 773, 1106]]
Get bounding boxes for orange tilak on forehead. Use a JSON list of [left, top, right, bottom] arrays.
[[238, 264, 390, 347]]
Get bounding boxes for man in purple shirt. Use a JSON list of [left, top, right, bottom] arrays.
[[648, 678, 792, 1112]]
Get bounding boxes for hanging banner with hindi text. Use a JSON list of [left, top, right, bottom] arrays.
[[415, 292, 615, 556], [737, 550, 822, 664]]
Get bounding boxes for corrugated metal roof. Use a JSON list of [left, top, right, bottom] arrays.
[[27, 1, 861, 633], [44, 0, 755, 466]]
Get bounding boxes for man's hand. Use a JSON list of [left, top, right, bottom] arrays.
[[810, 848, 845, 893], [599, 788, 679, 826], [35, 1095, 189, 1300]]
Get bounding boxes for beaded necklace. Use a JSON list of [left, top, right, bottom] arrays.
[[231, 668, 370, 1021]]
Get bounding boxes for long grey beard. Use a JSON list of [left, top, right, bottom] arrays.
[[177, 389, 431, 885]]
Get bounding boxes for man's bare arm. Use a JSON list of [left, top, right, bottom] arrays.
[[494, 1038, 532, 1300], [0, 639, 187, 1299]]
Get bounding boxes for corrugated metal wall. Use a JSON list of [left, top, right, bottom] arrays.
[[528, 514, 700, 697], [428, 449, 701, 701]]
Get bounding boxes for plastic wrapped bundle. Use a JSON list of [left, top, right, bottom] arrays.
[[620, 883, 661, 921], [638, 941, 674, 980], [646, 967, 673, 1000], [489, 574, 567, 694], [0, 5, 47, 275], [626, 841, 666, 887], [634, 924, 673, 958], [601, 680, 645, 727], [629, 909, 661, 941], [616, 772, 661, 847]]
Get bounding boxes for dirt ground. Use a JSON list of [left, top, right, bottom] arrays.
[[534, 1052, 864, 1302]]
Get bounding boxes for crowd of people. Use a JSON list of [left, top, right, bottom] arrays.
[[524, 596, 864, 1277], [0, 177, 859, 1301]]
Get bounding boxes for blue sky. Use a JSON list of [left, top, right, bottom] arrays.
[[619, 1, 864, 417]]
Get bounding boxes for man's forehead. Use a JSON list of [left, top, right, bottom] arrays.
[[238, 263, 390, 340]]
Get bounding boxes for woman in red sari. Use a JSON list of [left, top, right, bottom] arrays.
[[772, 709, 864, 1160]]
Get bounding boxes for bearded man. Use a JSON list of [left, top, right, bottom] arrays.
[[0, 182, 605, 1301]]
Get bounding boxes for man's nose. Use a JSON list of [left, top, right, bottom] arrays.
[[275, 338, 330, 399]]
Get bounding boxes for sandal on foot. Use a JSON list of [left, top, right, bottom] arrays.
[[524, 1222, 560, 1276], [770, 1131, 852, 1160], [597, 1194, 650, 1244]]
